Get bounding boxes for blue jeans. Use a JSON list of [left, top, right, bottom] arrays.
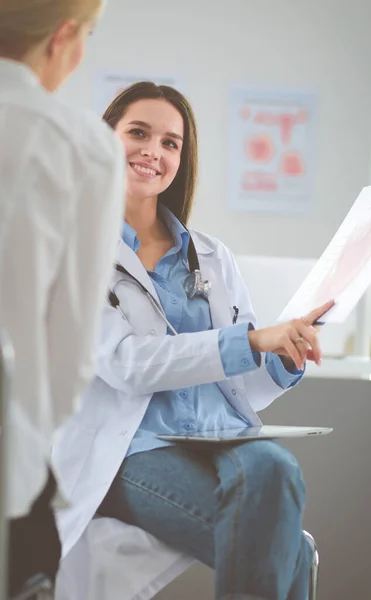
[[99, 441, 311, 600]]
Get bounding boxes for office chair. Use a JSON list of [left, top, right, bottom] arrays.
[[303, 529, 320, 600]]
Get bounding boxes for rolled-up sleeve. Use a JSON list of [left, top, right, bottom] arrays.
[[218, 322, 261, 377], [265, 353, 304, 389]]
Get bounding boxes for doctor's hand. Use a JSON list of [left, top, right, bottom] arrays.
[[248, 300, 334, 371]]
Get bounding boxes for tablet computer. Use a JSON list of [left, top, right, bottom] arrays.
[[157, 425, 333, 444]]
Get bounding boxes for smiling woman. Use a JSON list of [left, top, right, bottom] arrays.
[[53, 80, 334, 600], [103, 82, 198, 225], [117, 100, 184, 203]]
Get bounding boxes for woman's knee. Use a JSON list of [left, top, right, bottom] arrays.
[[233, 441, 306, 504]]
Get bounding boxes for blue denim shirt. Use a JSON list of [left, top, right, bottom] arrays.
[[126, 207, 302, 456]]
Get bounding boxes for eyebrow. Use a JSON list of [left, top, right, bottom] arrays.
[[128, 120, 183, 142]]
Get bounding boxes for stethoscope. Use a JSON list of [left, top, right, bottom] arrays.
[[108, 233, 211, 336]]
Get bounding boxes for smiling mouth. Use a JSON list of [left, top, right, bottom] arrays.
[[130, 163, 160, 178]]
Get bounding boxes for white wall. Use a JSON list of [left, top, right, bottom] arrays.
[[58, 0, 371, 259]]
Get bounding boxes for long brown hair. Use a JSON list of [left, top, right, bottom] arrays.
[[102, 82, 198, 225]]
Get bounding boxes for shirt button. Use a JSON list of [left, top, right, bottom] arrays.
[[180, 390, 188, 399], [171, 297, 178, 304], [242, 358, 249, 366], [231, 389, 237, 395], [149, 329, 156, 335]]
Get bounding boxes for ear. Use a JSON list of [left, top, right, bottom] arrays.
[[46, 19, 79, 58]]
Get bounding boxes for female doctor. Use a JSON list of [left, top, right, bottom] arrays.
[[54, 83, 332, 600]]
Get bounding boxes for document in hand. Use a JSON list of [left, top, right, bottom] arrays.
[[278, 186, 371, 324]]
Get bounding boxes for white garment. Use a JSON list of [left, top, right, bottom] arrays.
[[53, 231, 292, 599], [0, 58, 124, 518]]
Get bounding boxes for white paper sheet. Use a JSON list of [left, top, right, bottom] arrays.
[[278, 186, 371, 323]]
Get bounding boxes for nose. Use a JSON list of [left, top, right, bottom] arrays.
[[140, 139, 161, 161]]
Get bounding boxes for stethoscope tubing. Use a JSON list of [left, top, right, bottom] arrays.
[[110, 232, 202, 336], [112, 276, 178, 335], [145, 291, 178, 336]]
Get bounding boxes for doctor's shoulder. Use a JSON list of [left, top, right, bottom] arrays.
[[47, 99, 122, 171], [14, 87, 123, 175], [63, 105, 122, 167], [5, 86, 123, 186]]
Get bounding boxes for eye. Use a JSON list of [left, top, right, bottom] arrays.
[[128, 128, 146, 138], [163, 138, 179, 150]]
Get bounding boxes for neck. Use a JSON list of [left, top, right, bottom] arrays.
[[1, 51, 43, 81], [22, 42, 57, 92], [125, 195, 163, 242]]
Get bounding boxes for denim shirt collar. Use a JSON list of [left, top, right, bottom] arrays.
[[122, 204, 190, 261]]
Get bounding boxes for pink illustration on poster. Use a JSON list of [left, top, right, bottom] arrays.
[[228, 86, 316, 215]]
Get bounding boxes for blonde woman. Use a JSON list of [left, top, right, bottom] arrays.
[[0, 0, 124, 594]]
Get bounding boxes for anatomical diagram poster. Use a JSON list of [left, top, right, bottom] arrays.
[[227, 86, 317, 215]]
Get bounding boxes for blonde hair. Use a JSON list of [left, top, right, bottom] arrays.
[[0, 0, 102, 59]]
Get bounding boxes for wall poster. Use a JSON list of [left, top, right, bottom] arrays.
[[228, 86, 317, 215]]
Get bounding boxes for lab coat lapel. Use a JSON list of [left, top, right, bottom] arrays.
[[199, 254, 233, 329], [115, 240, 160, 303]]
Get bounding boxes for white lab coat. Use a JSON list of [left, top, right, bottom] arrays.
[[54, 230, 293, 600], [0, 59, 124, 518]]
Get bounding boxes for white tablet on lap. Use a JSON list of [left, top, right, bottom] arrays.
[[157, 425, 333, 444]]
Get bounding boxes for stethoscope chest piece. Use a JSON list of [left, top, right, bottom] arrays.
[[184, 269, 211, 299]]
